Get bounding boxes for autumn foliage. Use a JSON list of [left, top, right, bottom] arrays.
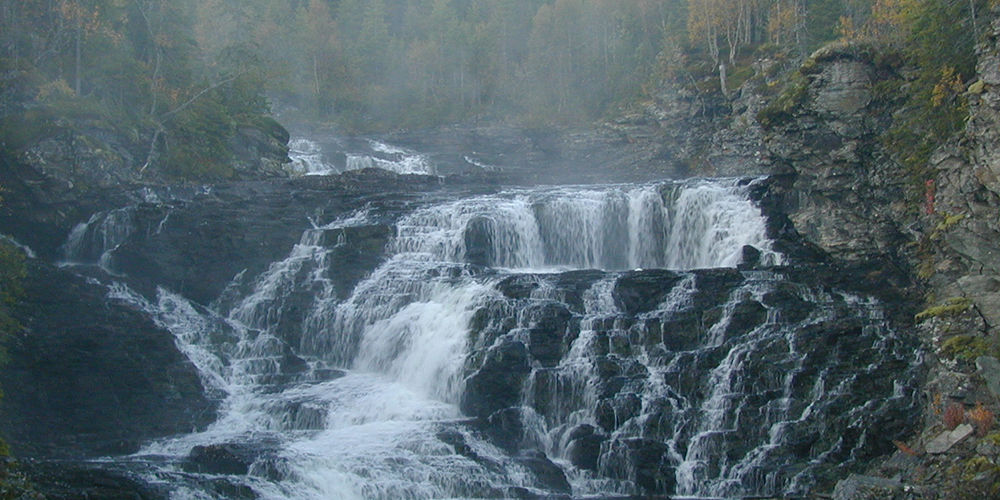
[[968, 403, 995, 437]]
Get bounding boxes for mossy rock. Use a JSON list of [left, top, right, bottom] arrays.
[[916, 297, 973, 322], [940, 334, 997, 362], [807, 41, 878, 68], [757, 74, 810, 129]]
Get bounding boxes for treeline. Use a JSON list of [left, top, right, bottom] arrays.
[[0, 1, 993, 145], [192, 0, 682, 130], [189, 0, 992, 132], [0, 0, 275, 179]]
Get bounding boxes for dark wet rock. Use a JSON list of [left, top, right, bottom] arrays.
[[612, 270, 683, 314], [761, 285, 813, 324], [184, 443, 261, 476], [461, 340, 531, 418], [18, 461, 166, 500], [659, 312, 705, 351], [464, 215, 495, 267], [437, 428, 485, 463], [602, 438, 674, 494], [722, 300, 768, 338], [595, 393, 643, 433], [566, 425, 606, 471], [514, 449, 571, 494], [738, 244, 762, 269], [483, 407, 529, 454], [1, 260, 216, 459], [524, 302, 575, 366]]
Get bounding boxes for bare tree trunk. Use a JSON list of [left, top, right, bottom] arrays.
[[74, 11, 81, 95], [719, 62, 729, 98], [970, 0, 979, 41], [312, 53, 321, 100], [135, 1, 162, 115]]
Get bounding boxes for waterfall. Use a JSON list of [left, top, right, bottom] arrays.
[[62, 174, 919, 499], [289, 138, 338, 175], [0, 234, 37, 259], [394, 179, 779, 271], [289, 137, 436, 176], [60, 207, 135, 271]]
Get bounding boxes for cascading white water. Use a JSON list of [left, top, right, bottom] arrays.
[[66, 173, 922, 500], [393, 179, 779, 272], [289, 138, 338, 175], [289, 136, 436, 176], [349, 142, 435, 175], [60, 208, 134, 270]]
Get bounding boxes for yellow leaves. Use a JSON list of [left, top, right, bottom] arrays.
[[836, 15, 858, 41], [767, 0, 804, 45], [36, 79, 76, 102], [57, 1, 101, 33], [839, 0, 917, 45], [932, 66, 965, 107]]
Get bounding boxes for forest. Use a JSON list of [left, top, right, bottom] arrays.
[[0, 1, 990, 137]]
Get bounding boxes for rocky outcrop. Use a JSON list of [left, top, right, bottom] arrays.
[[924, 18, 1000, 333], [0, 260, 216, 459], [0, 101, 292, 261], [459, 264, 923, 496], [760, 43, 910, 262]]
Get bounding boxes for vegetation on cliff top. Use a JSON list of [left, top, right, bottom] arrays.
[[2, 1, 993, 151], [0, 0, 275, 180]]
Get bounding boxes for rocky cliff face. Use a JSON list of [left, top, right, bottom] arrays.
[[1, 259, 216, 459], [924, 19, 1000, 333], [0, 102, 291, 262], [759, 43, 912, 263], [742, 15, 1000, 499]]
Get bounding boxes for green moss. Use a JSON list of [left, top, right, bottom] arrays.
[[961, 456, 1000, 481], [0, 109, 62, 152], [936, 212, 967, 232], [726, 64, 755, 94], [985, 432, 1000, 447], [916, 297, 973, 322], [756, 74, 809, 129], [940, 334, 996, 362], [872, 78, 905, 107]]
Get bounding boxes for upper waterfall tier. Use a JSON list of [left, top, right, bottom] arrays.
[[393, 178, 779, 271]]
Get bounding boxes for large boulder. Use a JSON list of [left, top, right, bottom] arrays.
[[0, 261, 217, 458]]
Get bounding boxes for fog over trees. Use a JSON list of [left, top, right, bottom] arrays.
[[0, 1, 990, 152]]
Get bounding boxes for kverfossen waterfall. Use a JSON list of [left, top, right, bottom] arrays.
[[59, 142, 920, 499]]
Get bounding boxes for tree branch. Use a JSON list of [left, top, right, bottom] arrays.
[[140, 74, 242, 173]]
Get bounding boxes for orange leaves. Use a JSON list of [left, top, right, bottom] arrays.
[[940, 399, 995, 437], [945, 401, 966, 430], [969, 402, 995, 437]]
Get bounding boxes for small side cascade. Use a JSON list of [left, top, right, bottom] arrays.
[[60, 208, 134, 270], [289, 138, 338, 175], [0, 234, 37, 259]]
